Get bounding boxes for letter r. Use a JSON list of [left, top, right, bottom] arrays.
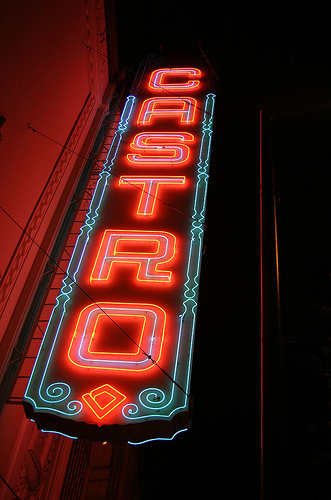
[[90, 230, 176, 283]]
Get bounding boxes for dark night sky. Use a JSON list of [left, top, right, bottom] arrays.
[[116, 2, 331, 498]]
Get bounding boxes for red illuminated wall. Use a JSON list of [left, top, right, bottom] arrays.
[[0, 0, 116, 341], [0, 1, 120, 497]]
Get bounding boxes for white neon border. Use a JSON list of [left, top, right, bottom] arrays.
[[75, 305, 160, 368]]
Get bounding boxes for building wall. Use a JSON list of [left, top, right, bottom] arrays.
[[0, 1, 127, 498], [0, 0, 115, 340]]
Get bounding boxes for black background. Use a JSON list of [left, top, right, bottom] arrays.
[[116, 2, 331, 498]]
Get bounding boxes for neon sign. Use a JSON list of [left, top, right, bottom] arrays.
[[23, 56, 216, 443]]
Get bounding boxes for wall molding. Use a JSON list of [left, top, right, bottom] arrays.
[[0, 93, 96, 320]]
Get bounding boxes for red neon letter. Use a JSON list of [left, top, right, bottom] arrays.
[[90, 230, 176, 283], [149, 68, 202, 91], [137, 97, 197, 125], [127, 132, 194, 165], [69, 302, 166, 372], [119, 176, 186, 216]]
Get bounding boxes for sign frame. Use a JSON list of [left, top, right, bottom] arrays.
[[23, 54, 217, 444]]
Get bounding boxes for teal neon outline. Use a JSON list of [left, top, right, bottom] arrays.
[[23, 92, 216, 429], [128, 427, 188, 446], [41, 429, 78, 440], [122, 93, 216, 422]]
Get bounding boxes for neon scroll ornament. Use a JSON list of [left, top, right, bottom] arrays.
[[23, 55, 217, 444]]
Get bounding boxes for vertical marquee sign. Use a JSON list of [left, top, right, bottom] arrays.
[[23, 55, 216, 443]]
